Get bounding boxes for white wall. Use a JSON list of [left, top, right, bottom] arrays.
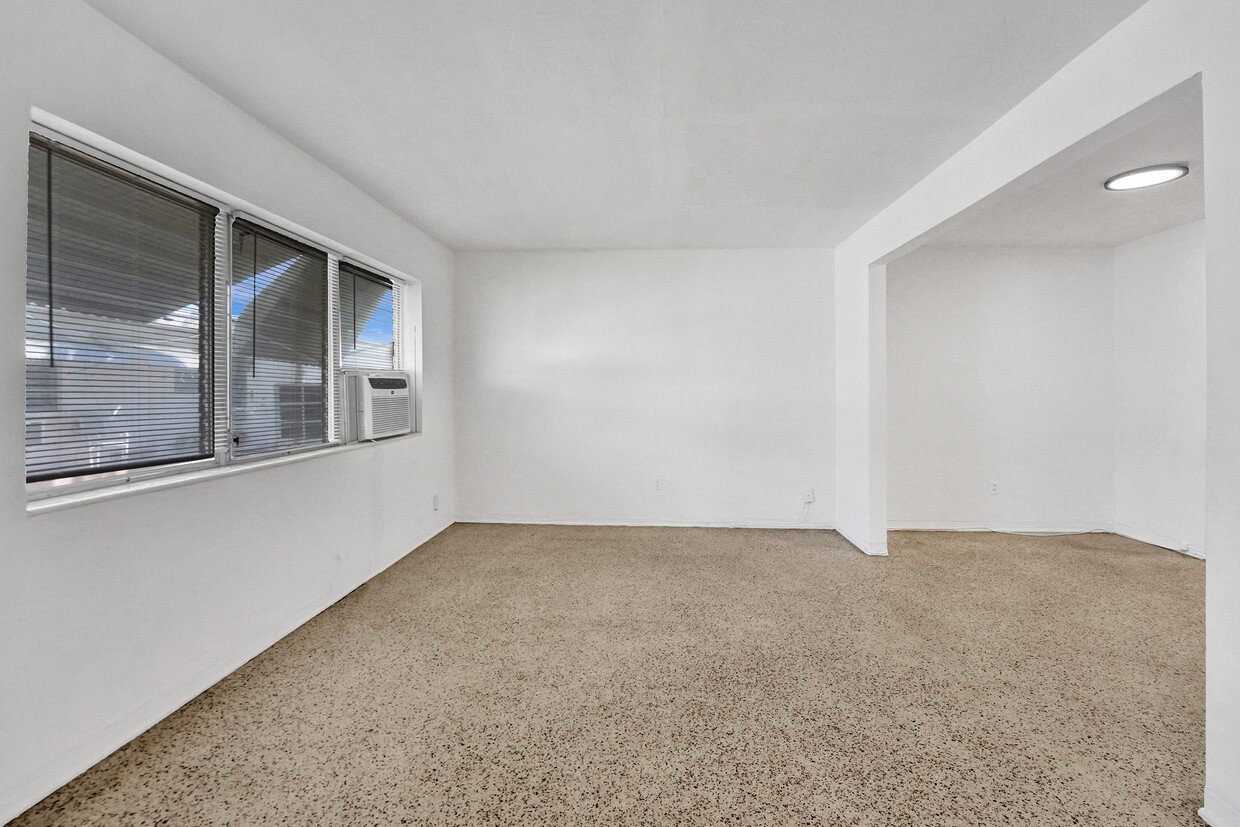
[[1114, 220, 1207, 554], [834, 0, 1240, 820], [1203, 1, 1240, 819], [887, 247, 1115, 531], [0, 1, 455, 821], [834, 259, 888, 553], [887, 232, 1207, 550], [455, 249, 834, 527]]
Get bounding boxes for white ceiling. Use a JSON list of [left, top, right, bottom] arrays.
[[83, 0, 1149, 251], [922, 78, 1204, 248]]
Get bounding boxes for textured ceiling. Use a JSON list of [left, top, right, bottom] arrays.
[[84, 0, 1149, 250], [922, 79, 1203, 248]]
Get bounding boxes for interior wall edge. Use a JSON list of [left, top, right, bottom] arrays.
[[0, 518, 455, 826]]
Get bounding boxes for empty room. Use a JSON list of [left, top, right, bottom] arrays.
[[2, 1, 1238, 826]]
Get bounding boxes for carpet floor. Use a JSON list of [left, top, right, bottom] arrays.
[[11, 525, 1204, 826]]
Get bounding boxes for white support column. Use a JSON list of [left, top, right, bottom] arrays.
[[1201, 2, 1240, 821], [834, 251, 888, 556]]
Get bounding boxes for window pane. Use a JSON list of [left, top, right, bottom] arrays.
[[25, 136, 217, 485], [339, 262, 395, 370], [230, 221, 327, 457]]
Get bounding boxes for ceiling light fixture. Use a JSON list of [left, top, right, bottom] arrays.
[[1104, 164, 1189, 191]]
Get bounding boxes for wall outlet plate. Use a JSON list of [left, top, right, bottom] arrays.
[[802, 488, 815, 503]]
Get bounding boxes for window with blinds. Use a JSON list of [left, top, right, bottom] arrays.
[[230, 220, 328, 457], [25, 135, 218, 486], [338, 262, 396, 370], [25, 126, 416, 496]]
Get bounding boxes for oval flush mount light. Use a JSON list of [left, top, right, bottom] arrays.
[[1104, 164, 1189, 191]]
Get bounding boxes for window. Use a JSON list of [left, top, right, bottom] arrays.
[[230, 221, 328, 457], [277, 384, 326, 442], [338, 262, 397, 370], [25, 135, 217, 488], [24, 128, 416, 499]]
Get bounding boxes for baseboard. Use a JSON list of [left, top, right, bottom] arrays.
[[1201, 787, 1240, 827], [888, 520, 1112, 534], [1113, 523, 1205, 559], [455, 515, 835, 530], [0, 519, 454, 827], [833, 522, 888, 556]]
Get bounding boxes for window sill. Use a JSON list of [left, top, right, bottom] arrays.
[[26, 432, 421, 516]]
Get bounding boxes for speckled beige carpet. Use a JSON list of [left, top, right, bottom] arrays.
[[11, 525, 1204, 826]]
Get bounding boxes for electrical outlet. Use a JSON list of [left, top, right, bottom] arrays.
[[654, 478, 664, 491], [989, 482, 998, 496], [433, 494, 440, 510], [802, 488, 815, 504]]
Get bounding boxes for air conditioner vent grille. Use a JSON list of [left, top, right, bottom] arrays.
[[370, 395, 410, 437]]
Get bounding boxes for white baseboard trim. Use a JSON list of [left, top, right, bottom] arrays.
[[833, 522, 888, 556], [0, 519, 454, 827], [888, 520, 1112, 534], [454, 515, 836, 530], [1112, 522, 1205, 559], [1201, 787, 1240, 827], [889, 521, 1205, 559]]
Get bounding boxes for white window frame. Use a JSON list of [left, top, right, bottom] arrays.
[[25, 111, 421, 509]]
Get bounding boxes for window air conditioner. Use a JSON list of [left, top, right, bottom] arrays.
[[342, 370, 413, 441]]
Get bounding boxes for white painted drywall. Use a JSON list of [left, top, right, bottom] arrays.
[[1202, 0, 1240, 818], [454, 249, 834, 528], [0, 1, 455, 821], [833, 254, 887, 553], [835, 0, 1240, 819], [1114, 220, 1206, 555], [887, 247, 1115, 532], [887, 232, 1207, 550]]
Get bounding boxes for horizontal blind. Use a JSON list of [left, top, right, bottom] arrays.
[[25, 135, 217, 484], [338, 262, 396, 370], [230, 220, 328, 457], [327, 255, 342, 442], [390, 276, 404, 371], [213, 213, 232, 458]]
